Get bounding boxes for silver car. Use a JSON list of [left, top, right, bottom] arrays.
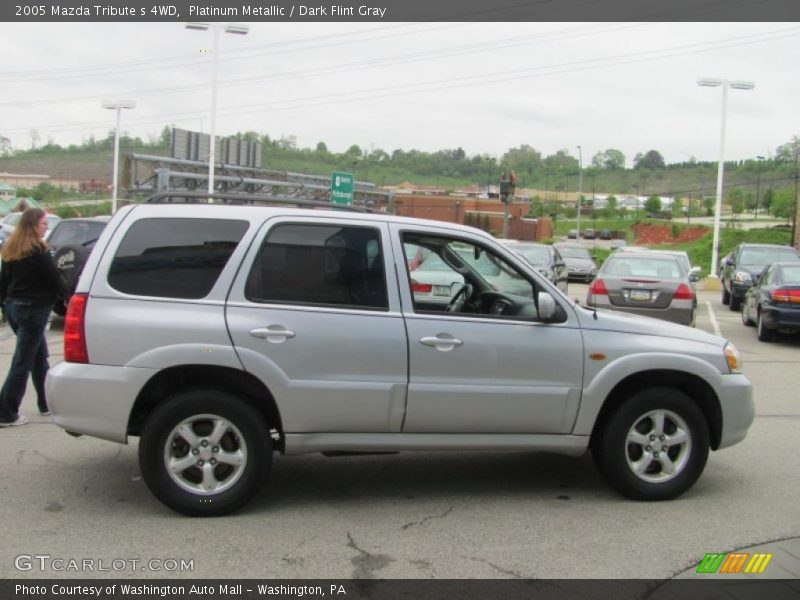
[[587, 252, 696, 326], [46, 194, 752, 515]]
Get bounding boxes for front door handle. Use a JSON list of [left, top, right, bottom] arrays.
[[250, 326, 296, 344], [420, 335, 463, 352]]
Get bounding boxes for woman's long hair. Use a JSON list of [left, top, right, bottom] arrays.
[[1, 208, 48, 262]]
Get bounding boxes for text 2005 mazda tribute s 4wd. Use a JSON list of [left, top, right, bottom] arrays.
[[46, 195, 754, 516]]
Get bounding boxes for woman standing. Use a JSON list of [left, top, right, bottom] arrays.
[[0, 208, 65, 426]]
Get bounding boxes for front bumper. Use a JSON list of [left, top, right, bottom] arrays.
[[46, 362, 157, 443], [731, 281, 753, 300], [716, 373, 754, 450]]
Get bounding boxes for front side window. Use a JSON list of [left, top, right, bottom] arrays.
[[402, 233, 548, 320], [245, 223, 388, 310], [108, 218, 248, 299]]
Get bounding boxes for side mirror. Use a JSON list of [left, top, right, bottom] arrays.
[[689, 266, 701, 282], [725, 258, 734, 267], [554, 260, 565, 269], [538, 292, 557, 322]]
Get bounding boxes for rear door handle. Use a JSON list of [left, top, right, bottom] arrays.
[[250, 327, 296, 343], [420, 335, 463, 352]]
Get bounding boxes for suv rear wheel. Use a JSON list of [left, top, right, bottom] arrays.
[[139, 390, 272, 516], [593, 388, 709, 500]]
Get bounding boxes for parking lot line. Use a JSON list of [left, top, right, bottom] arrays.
[[706, 301, 722, 337]]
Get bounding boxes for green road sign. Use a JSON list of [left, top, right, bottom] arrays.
[[331, 171, 354, 205]]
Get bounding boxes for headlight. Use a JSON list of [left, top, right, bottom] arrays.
[[734, 271, 752, 283], [723, 342, 743, 373]]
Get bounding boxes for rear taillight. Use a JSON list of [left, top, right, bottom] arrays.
[[410, 280, 432, 293], [64, 293, 89, 364], [588, 278, 608, 296], [673, 283, 695, 300], [771, 288, 800, 304]]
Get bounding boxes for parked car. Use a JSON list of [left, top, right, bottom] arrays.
[[48, 216, 111, 315], [405, 243, 464, 309], [587, 252, 696, 326], [1, 211, 61, 239], [553, 242, 596, 282], [721, 243, 800, 311], [567, 229, 579, 239], [582, 228, 596, 239], [46, 193, 753, 515], [610, 239, 628, 251], [741, 262, 800, 342], [499, 240, 568, 292], [599, 229, 613, 240]]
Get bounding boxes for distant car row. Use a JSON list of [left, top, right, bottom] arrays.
[[567, 228, 619, 240]]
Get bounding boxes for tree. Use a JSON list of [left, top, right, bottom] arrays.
[[644, 195, 662, 214], [771, 189, 795, 220], [703, 197, 715, 216], [315, 141, 329, 154], [762, 188, 774, 212], [591, 148, 625, 170], [727, 188, 745, 216], [603, 195, 618, 218], [502, 144, 542, 178], [634, 150, 666, 169], [671, 197, 683, 218], [775, 136, 799, 163], [160, 125, 172, 147], [0, 135, 11, 157]]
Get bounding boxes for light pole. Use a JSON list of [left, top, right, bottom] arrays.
[[754, 155, 765, 219], [576, 145, 583, 237], [186, 22, 249, 196], [101, 99, 136, 214], [697, 77, 755, 277]]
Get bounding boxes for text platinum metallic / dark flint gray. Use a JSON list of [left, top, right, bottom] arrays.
[[45, 196, 754, 516]]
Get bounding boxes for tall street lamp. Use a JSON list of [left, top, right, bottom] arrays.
[[576, 145, 583, 237], [697, 77, 755, 277], [102, 99, 136, 214], [186, 22, 249, 196], [755, 155, 765, 219]]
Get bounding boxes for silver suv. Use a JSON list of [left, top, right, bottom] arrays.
[[46, 194, 754, 516]]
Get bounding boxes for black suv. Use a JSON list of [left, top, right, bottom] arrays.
[[48, 216, 111, 315], [721, 243, 800, 311]]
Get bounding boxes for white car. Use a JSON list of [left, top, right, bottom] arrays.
[[1, 211, 62, 239]]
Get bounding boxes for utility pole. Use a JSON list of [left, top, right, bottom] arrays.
[[755, 156, 765, 219], [576, 146, 583, 237], [792, 140, 799, 248]]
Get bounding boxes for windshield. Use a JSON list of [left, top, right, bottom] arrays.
[[740, 247, 799, 267], [515, 245, 550, 265], [558, 246, 591, 259]]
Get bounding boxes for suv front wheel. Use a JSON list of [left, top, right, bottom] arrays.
[[593, 388, 709, 500], [139, 390, 272, 516]]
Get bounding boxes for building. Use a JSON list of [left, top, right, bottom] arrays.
[[0, 183, 16, 202]]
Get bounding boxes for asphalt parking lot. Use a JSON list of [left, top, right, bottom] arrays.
[[0, 290, 798, 580]]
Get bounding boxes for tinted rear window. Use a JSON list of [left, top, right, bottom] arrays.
[[48, 221, 107, 247], [108, 218, 248, 299]]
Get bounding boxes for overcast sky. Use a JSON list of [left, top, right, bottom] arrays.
[[1, 21, 798, 167]]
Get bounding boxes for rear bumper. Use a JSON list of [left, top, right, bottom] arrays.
[[45, 362, 156, 443], [593, 301, 695, 326], [717, 374, 754, 450], [761, 304, 800, 331]]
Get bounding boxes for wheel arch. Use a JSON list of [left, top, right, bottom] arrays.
[[589, 369, 722, 451], [127, 365, 285, 452]]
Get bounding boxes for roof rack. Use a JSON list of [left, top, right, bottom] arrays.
[[145, 191, 375, 213]]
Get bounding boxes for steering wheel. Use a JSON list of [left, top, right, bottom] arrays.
[[446, 283, 474, 313]]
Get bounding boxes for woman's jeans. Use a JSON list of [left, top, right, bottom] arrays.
[[0, 301, 51, 422]]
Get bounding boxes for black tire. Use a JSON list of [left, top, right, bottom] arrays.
[[52, 300, 67, 317], [53, 244, 90, 298], [721, 285, 730, 306], [593, 387, 709, 501], [757, 310, 774, 342], [139, 389, 272, 516], [741, 303, 755, 327], [729, 295, 741, 312]]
